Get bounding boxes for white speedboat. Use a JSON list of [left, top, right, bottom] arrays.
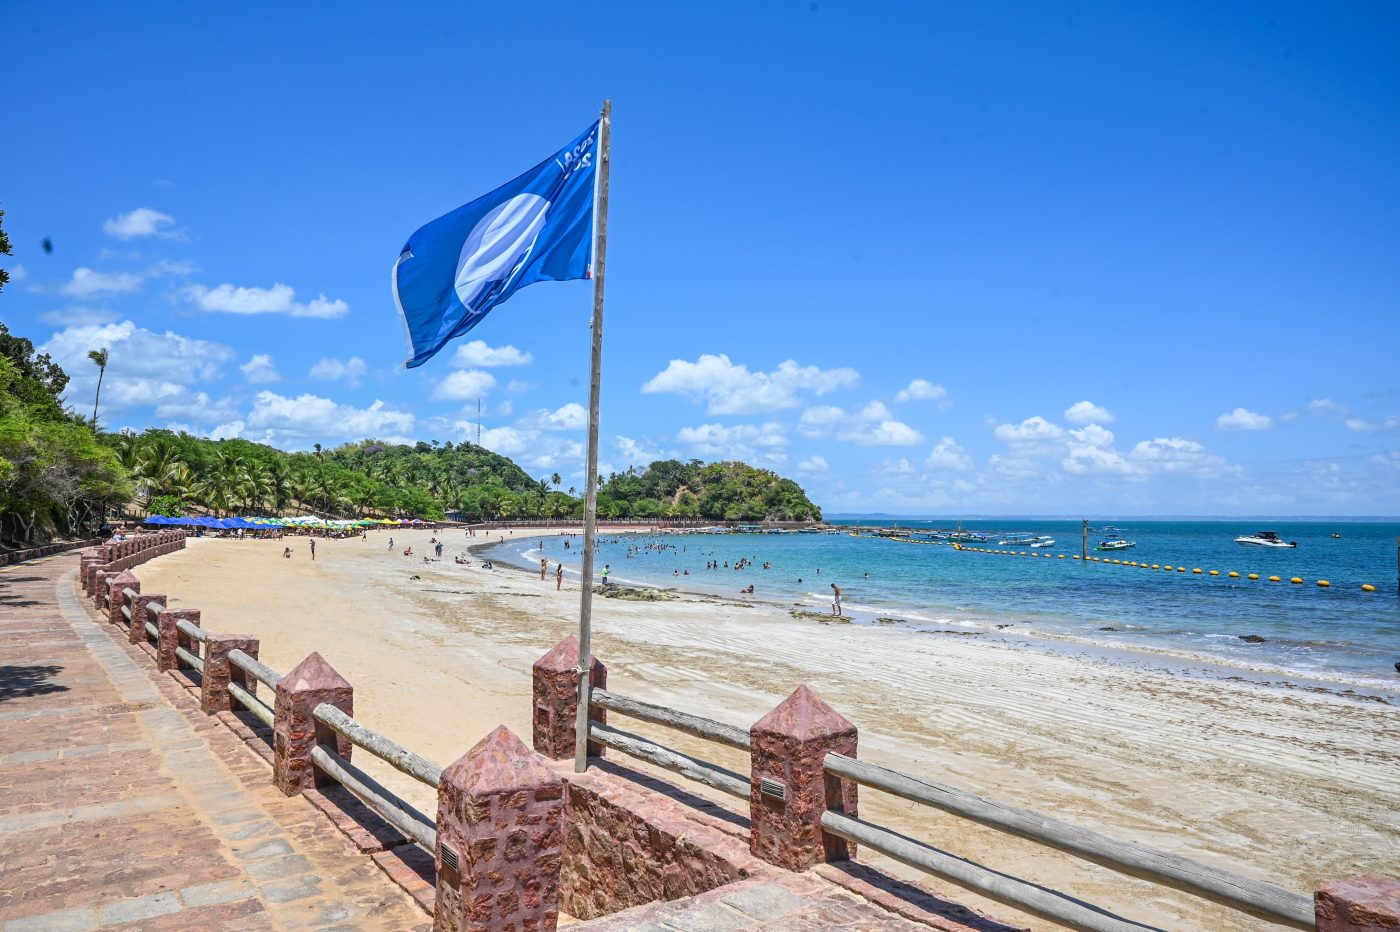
[[1096, 536, 1135, 551], [999, 533, 1036, 546], [1029, 536, 1056, 548], [1234, 530, 1297, 549]]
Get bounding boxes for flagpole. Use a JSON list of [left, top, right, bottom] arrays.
[[574, 99, 611, 772]]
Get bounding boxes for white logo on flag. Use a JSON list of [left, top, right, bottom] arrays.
[[454, 194, 550, 310]]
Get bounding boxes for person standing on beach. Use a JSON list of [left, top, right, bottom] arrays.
[[310, 538, 316, 561], [602, 564, 610, 584], [388, 537, 394, 550], [830, 582, 842, 617], [540, 558, 548, 580], [556, 562, 564, 590]]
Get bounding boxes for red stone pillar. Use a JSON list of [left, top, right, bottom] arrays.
[[155, 608, 200, 673], [749, 684, 858, 871], [79, 552, 99, 593], [106, 570, 140, 626], [531, 635, 606, 760], [1316, 873, 1400, 931], [434, 725, 565, 932], [202, 635, 261, 714], [92, 570, 110, 609], [130, 593, 166, 644], [273, 651, 352, 795]]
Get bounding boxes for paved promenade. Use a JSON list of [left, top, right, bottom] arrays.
[[0, 552, 428, 931]]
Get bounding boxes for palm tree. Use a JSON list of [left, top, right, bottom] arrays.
[[87, 347, 109, 431], [550, 472, 562, 490]]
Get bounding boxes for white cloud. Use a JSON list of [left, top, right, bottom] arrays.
[[895, 379, 949, 405], [993, 415, 1065, 445], [1064, 400, 1114, 425], [451, 340, 533, 367], [925, 436, 973, 472], [1129, 437, 1232, 477], [1307, 398, 1346, 415], [1345, 416, 1400, 432], [467, 424, 583, 472], [616, 436, 665, 469], [642, 354, 859, 415], [799, 400, 922, 446], [520, 403, 587, 431], [61, 267, 143, 296], [183, 283, 349, 319], [1216, 407, 1273, 431], [8, 264, 26, 282], [797, 455, 829, 475], [39, 320, 235, 416], [1063, 426, 1140, 476], [675, 421, 789, 464], [103, 207, 176, 240], [308, 356, 367, 386], [506, 379, 532, 394], [244, 391, 414, 447], [239, 354, 281, 383], [154, 391, 240, 425], [432, 369, 497, 401]]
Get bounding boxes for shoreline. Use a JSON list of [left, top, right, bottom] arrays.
[[139, 529, 1400, 931], [481, 528, 1400, 702]]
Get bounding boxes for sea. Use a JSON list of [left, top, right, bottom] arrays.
[[481, 520, 1400, 692]]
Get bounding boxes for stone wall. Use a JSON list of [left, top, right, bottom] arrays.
[[560, 766, 753, 920], [1, 538, 99, 566]]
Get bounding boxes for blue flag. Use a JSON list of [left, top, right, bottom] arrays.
[[393, 121, 600, 368]]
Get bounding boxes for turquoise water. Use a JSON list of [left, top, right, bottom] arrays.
[[483, 520, 1400, 689]]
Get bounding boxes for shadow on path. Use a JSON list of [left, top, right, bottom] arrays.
[[0, 664, 68, 702]]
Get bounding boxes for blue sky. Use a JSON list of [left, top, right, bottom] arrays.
[[3, 2, 1398, 515]]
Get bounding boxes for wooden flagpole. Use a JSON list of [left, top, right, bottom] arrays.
[[574, 100, 611, 772]]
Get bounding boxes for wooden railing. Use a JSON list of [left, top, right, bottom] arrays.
[[590, 679, 1317, 931]]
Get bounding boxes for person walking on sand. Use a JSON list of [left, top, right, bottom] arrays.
[[602, 564, 610, 585], [310, 538, 316, 561], [388, 537, 394, 550], [830, 582, 842, 617], [556, 562, 564, 590]]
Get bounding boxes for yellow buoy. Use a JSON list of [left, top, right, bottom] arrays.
[[1177, 567, 1186, 573], [1290, 577, 1303, 584], [1192, 568, 1203, 574], [1228, 571, 1239, 578], [1208, 570, 1219, 576], [1362, 583, 1376, 592], [1152, 564, 1161, 570], [1058, 554, 1065, 559], [1316, 580, 1330, 588], [1163, 565, 1173, 571], [1073, 555, 1081, 560], [1248, 573, 1259, 580], [1268, 575, 1280, 582]]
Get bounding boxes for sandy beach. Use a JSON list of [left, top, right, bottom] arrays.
[[138, 527, 1400, 930]]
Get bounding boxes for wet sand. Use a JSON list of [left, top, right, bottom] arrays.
[[140, 528, 1400, 930]]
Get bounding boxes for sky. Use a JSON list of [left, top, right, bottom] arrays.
[[3, 2, 1398, 516]]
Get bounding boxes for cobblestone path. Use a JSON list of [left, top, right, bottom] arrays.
[[0, 552, 429, 931]]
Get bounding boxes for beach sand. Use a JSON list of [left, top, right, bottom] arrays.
[[140, 527, 1400, 930]]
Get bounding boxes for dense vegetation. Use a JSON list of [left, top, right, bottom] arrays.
[[1, 319, 133, 545], [596, 459, 821, 522]]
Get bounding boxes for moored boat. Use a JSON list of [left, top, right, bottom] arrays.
[[1234, 530, 1297, 549], [1095, 536, 1136, 551]]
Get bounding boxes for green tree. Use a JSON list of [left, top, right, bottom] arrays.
[[87, 347, 109, 432]]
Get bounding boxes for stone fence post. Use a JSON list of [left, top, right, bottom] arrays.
[[130, 593, 166, 644], [106, 570, 140, 626], [1316, 873, 1400, 931], [80, 552, 99, 594], [749, 684, 858, 871], [531, 635, 606, 760], [434, 726, 565, 932], [202, 635, 260, 714], [92, 570, 110, 609], [273, 651, 352, 795], [155, 608, 200, 673]]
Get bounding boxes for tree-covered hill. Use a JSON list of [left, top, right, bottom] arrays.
[[597, 459, 821, 522]]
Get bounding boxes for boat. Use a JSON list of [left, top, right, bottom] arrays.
[[998, 533, 1037, 546], [1234, 530, 1297, 549], [1331, 533, 1342, 539], [1095, 536, 1135, 551], [1029, 536, 1056, 548]]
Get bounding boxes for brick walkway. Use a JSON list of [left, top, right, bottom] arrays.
[[0, 553, 428, 931]]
